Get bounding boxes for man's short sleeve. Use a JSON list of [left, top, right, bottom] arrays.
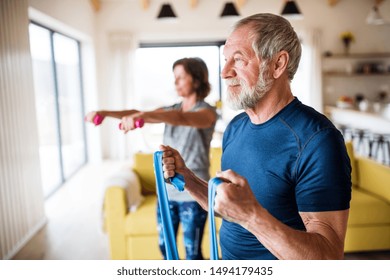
[[295, 128, 352, 212]]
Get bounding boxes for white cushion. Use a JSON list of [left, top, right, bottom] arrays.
[[104, 168, 144, 212]]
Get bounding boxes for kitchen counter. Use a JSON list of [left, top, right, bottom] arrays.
[[325, 106, 390, 134]]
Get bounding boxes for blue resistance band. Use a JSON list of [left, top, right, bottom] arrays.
[[153, 151, 222, 260], [153, 151, 184, 260], [208, 177, 223, 260]]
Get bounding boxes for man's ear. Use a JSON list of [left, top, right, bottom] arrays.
[[272, 51, 289, 79]]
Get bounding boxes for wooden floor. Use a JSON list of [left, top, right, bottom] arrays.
[[12, 161, 390, 260]]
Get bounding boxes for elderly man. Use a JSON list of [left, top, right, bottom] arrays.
[[160, 13, 351, 260]]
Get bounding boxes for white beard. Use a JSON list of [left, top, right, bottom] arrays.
[[226, 65, 273, 110]]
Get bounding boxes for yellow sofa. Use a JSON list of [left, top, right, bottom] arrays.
[[103, 144, 390, 259], [103, 147, 222, 260], [344, 142, 390, 252]]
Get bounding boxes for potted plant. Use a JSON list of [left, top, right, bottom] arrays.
[[340, 31, 355, 55]]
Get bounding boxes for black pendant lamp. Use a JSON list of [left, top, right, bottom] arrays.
[[220, 2, 240, 18], [157, 3, 177, 19], [281, 1, 303, 19]]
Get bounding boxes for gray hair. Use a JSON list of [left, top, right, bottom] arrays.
[[233, 13, 302, 81]]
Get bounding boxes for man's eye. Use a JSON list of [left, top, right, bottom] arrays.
[[234, 56, 246, 64]]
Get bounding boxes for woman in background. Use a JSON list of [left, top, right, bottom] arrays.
[[85, 57, 217, 259]]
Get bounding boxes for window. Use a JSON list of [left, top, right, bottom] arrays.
[[29, 23, 87, 198], [291, 43, 310, 106], [133, 43, 235, 149], [134, 44, 222, 110]]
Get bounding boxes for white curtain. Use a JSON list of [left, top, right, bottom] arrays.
[[101, 32, 139, 160]]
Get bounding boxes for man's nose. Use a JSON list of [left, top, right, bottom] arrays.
[[221, 60, 235, 79]]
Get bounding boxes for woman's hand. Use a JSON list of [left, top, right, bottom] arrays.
[[84, 111, 97, 123], [120, 112, 144, 133]]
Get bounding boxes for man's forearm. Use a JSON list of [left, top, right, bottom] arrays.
[[182, 168, 209, 210], [246, 208, 345, 260]]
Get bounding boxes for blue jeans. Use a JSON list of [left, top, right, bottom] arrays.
[[157, 201, 207, 260]]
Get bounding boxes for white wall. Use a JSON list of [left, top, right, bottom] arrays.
[[95, 0, 390, 50], [29, 0, 96, 36]]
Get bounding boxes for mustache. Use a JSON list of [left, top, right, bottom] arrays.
[[225, 78, 241, 86]]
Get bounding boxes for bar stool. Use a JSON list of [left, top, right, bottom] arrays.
[[336, 124, 353, 142], [351, 129, 371, 157], [370, 133, 390, 165]]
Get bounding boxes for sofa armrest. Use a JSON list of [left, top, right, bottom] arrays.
[[104, 187, 128, 259], [357, 157, 390, 203], [104, 169, 144, 212]]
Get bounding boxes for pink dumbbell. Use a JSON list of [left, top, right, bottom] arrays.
[[92, 113, 105, 126], [119, 118, 144, 130]]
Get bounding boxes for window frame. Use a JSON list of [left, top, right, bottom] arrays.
[[29, 21, 88, 199]]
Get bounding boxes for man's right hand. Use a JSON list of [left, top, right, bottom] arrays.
[[159, 145, 187, 180]]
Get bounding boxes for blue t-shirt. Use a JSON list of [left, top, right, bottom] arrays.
[[220, 98, 352, 260]]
